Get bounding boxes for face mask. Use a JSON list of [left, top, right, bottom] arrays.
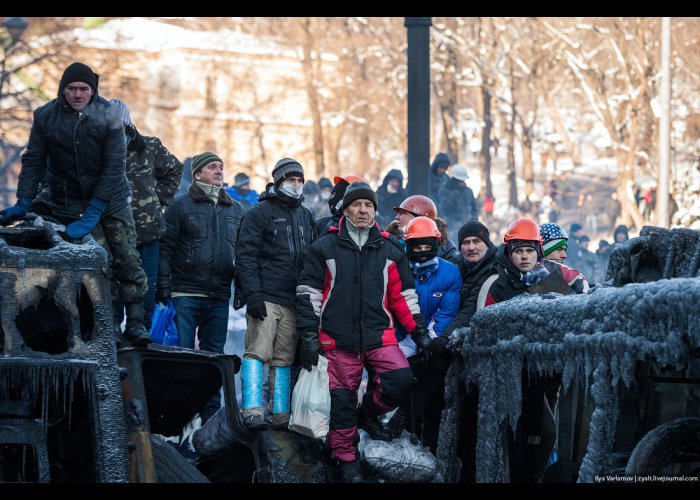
[[387, 184, 398, 194], [320, 190, 331, 201], [280, 182, 303, 199]]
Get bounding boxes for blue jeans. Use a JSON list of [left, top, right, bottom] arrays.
[[172, 296, 230, 421], [114, 239, 160, 328], [172, 296, 229, 352]]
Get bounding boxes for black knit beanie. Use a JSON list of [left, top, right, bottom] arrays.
[[457, 220, 493, 248], [59, 62, 99, 95]]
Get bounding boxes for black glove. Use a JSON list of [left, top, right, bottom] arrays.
[[411, 324, 433, 362], [155, 286, 171, 305], [429, 335, 450, 357], [246, 299, 267, 321], [300, 331, 321, 371]]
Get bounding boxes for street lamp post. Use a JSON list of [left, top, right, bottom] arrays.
[[4, 17, 28, 46], [405, 17, 431, 196]]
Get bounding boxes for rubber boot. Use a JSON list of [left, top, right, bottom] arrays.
[[269, 365, 290, 430], [124, 301, 153, 347], [242, 357, 268, 431]]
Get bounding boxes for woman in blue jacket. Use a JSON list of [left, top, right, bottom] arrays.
[[388, 216, 462, 453]]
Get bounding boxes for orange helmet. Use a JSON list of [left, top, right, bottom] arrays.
[[404, 216, 442, 241], [393, 195, 438, 219], [333, 174, 367, 186], [504, 218, 542, 243]]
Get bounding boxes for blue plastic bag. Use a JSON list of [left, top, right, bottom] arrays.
[[150, 300, 179, 346]]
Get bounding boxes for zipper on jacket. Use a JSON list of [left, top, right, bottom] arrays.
[[73, 111, 88, 199], [287, 225, 295, 264], [299, 225, 305, 268]]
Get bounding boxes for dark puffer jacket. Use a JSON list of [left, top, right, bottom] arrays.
[[375, 169, 408, 228], [18, 94, 130, 219], [296, 217, 421, 353], [443, 244, 498, 335], [235, 186, 317, 307], [158, 183, 244, 300], [438, 177, 478, 236], [430, 152, 451, 199]]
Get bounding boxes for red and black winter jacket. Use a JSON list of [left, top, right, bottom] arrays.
[[296, 217, 421, 353]]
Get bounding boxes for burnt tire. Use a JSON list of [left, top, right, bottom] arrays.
[[150, 435, 210, 483], [625, 417, 700, 476]]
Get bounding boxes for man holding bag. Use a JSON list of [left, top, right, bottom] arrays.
[[296, 182, 431, 483]]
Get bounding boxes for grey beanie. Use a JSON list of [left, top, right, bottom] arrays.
[[272, 158, 305, 186]]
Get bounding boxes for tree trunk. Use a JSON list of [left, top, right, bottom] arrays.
[[522, 127, 535, 198], [614, 148, 645, 231], [507, 94, 518, 207], [480, 86, 493, 198], [300, 18, 325, 178], [545, 89, 581, 166]]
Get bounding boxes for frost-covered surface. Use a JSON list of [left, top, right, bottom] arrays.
[[359, 429, 436, 483], [607, 226, 700, 285], [435, 226, 700, 483], [0, 219, 129, 482]]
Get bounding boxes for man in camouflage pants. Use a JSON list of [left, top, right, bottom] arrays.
[[110, 99, 183, 331]]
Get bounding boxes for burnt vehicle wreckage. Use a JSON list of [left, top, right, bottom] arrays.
[[0, 217, 699, 482]]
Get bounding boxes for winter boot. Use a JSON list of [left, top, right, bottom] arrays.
[[124, 302, 153, 347], [339, 460, 364, 483], [242, 358, 268, 431], [357, 403, 393, 442], [269, 365, 291, 430], [387, 408, 408, 439]]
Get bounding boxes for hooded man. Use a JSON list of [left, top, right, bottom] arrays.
[[438, 163, 478, 244], [429, 152, 451, 199], [375, 169, 408, 228]]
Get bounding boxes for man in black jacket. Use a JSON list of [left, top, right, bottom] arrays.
[[444, 221, 497, 336], [235, 158, 317, 432], [296, 181, 431, 483], [157, 151, 244, 422], [0, 62, 151, 346]]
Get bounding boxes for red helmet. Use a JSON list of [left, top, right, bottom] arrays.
[[404, 216, 441, 241], [333, 174, 367, 186], [393, 195, 438, 219], [504, 218, 542, 243]]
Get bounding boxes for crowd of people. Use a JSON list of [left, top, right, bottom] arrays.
[[0, 61, 636, 483]]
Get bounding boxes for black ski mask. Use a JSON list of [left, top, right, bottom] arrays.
[[406, 237, 439, 262]]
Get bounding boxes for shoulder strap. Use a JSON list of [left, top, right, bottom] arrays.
[[476, 273, 499, 310]]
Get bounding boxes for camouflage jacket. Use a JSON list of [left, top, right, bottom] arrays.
[[126, 136, 183, 246]]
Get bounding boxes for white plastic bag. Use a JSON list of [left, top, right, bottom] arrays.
[[288, 355, 330, 439]]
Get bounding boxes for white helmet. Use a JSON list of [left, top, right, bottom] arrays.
[[450, 163, 469, 181]]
